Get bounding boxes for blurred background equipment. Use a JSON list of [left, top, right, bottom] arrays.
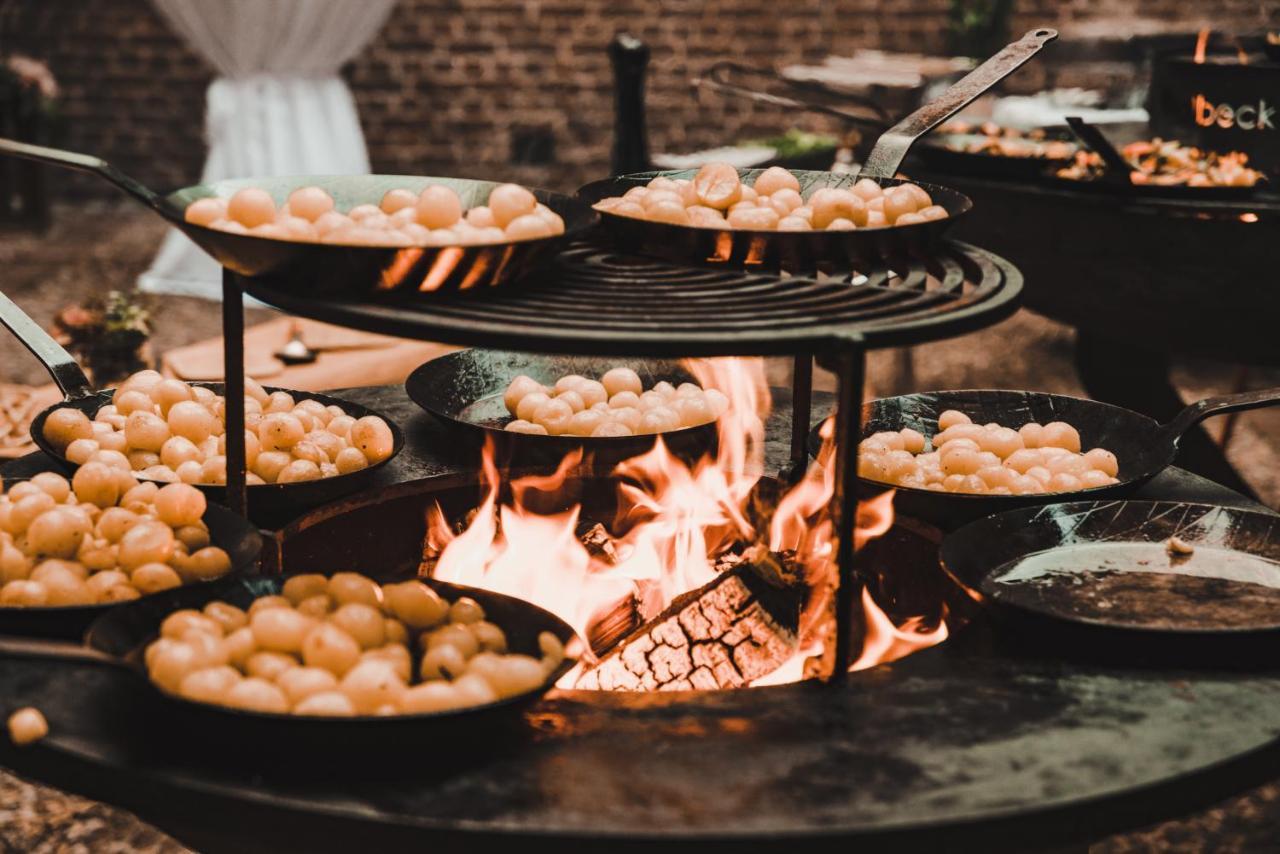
[[137, 0, 397, 299]]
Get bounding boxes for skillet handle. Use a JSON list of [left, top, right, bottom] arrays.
[[0, 137, 169, 215], [0, 289, 95, 399], [1159, 386, 1280, 447], [0, 634, 130, 671], [861, 27, 1059, 179]]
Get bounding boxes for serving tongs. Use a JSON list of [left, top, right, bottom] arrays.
[[1063, 115, 1133, 185], [694, 61, 892, 131]]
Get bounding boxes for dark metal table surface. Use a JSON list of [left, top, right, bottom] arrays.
[[3, 384, 1279, 854]]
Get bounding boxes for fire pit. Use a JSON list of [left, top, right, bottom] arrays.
[[4, 381, 1280, 850], [7, 206, 1280, 849], [238, 236, 1021, 675]]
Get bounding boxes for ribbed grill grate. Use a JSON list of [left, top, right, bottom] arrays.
[[242, 240, 1021, 356]]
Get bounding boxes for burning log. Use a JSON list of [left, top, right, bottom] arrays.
[[575, 558, 804, 691], [579, 522, 619, 563], [586, 594, 640, 657]]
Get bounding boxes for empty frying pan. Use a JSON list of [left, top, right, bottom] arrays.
[[811, 387, 1280, 529], [0, 571, 575, 760], [577, 28, 1058, 271], [405, 349, 718, 469], [0, 478, 262, 640], [0, 289, 404, 524], [0, 140, 597, 298], [940, 500, 1280, 647]]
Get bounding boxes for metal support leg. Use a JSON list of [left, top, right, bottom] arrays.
[[830, 343, 866, 678], [221, 269, 248, 519], [789, 354, 813, 478]]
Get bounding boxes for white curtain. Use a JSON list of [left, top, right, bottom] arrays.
[[140, 0, 398, 299]]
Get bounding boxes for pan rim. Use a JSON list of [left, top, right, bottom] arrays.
[[577, 168, 974, 236], [31, 382, 406, 495], [939, 498, 1280, 636], [84, 575, 578, 725], [405, 350, 716, 446], [163, 174, 599, 250], [0, 494, 261, 619], [811, 388, 1169, 501]]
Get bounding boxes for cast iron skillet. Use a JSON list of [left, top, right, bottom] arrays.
[[0, 478, 262, 640], [0, 572, 575, 759], [940, 500, 1280, 655], [0, 289, 404, 523], [811, 387, 1280, 530], [0, 140, 597, 298], [577, 28, 1058, 271], [405, 349, 718, 469], [911, 133, 1076, 181]]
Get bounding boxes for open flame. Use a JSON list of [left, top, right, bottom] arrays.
[[425, 359, 947, 689], [1194, 27, 1209, 64]]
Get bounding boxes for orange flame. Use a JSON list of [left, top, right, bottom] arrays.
[[849, 588, 949, 671], [425, 365, 948, 690], [1234, 37, 1250, 65], [1194, 28, 1210, 64], [378, 248, 424, 291]]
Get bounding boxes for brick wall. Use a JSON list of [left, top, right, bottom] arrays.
[[0, 0, 1266, 201]]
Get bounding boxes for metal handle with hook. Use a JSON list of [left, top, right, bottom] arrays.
[[861, 27, 1059, 180], [0, 137, 170, 215], [694, 62, 890, 130], [1159, 387, 1280, 447], [0, 633, 130, 671], [0, 289, 95, 399]]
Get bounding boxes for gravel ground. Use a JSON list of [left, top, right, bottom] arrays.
[[1, 207, 1279, 852]]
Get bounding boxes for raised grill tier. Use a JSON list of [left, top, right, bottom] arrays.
[[240, 240, 1021, 356]]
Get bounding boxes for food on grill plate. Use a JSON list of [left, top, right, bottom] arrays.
[[184, 182, 565, 247], [1056, 138, 1264, 188], [502, 368, 729, 437], [859, 409, 1120, 495], [0, 476, 232, 607], [592, 163, 948, 230], [935, 122, 1076, 159], [41, 370, 394, 485], [142, 573, 566, 716]]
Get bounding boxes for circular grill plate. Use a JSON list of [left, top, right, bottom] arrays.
[[241, 240, 1021, 356]]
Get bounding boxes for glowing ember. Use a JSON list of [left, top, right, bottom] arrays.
[[424, 360, 948, 689]]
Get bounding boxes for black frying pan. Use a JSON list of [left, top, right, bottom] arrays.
[[0, 289, 404, 524], [0, 478, 262, 640], [940, 500, 1280, 651], [0, 571, 575, 760], [1054, 116, 1265, 202], [577, 28, 1058, 271], [0, 140, 597, 298], [911, 133, 1076, 181], [811, 388, 1280, 530], [405, 349, 718, 469]]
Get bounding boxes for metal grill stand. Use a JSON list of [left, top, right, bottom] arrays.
[[219, 239, 1022, 675]]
